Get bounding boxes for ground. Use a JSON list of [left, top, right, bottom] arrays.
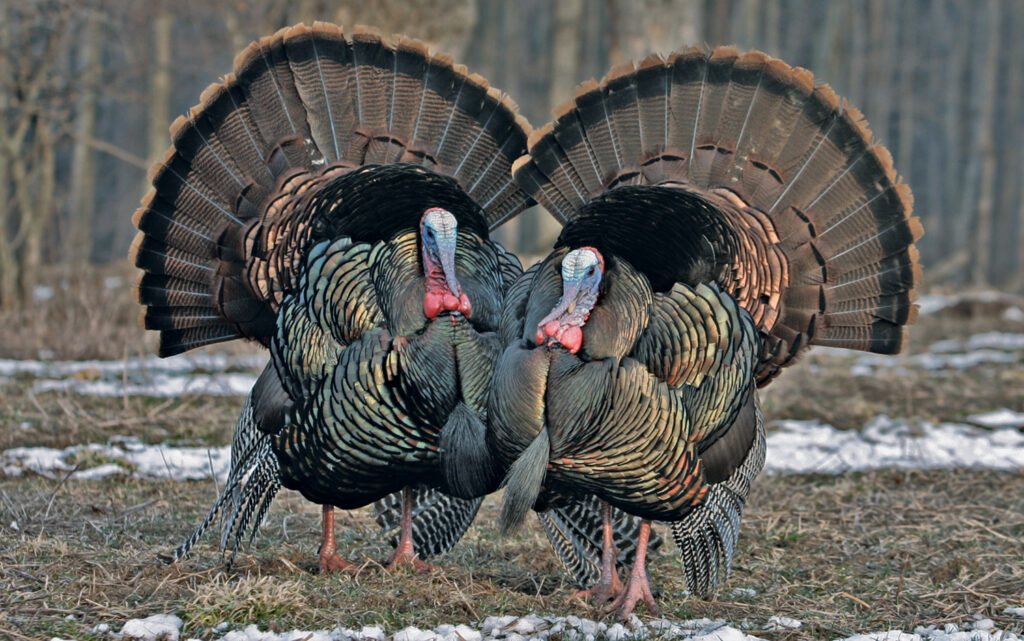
[[0, 268, 1022, 640]]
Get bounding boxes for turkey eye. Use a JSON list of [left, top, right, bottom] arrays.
[[586, 267, 594, 276]]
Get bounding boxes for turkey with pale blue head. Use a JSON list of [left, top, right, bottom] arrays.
[[487, 47, 922, 617], [130, 22, 531, 572]]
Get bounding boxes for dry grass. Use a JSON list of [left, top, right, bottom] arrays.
[[1, 269, 1023, 639], [1, 471, 1021, 640]]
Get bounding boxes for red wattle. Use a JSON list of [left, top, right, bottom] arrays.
[[560, 326, 583, 354], [543, 320, 560, 337], [423, 292, 444, 319]]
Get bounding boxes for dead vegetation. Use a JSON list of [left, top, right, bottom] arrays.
[[1, 269, 1023, 639], [1, 470, 1021, 640]]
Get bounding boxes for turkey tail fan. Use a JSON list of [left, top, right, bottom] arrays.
[[371, 486, 483, 559], [671, 397, 766, 596], [514, 46, 921, 382], [538, 495, 663, 589], [132, 21, 532, 357]]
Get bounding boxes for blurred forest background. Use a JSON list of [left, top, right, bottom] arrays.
[[1, 0, 1023, 310]]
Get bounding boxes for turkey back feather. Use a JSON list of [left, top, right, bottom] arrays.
[[513, 46, 921, 383], [132, 22, 532, 357]]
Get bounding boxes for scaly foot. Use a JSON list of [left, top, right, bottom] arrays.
[[605, 570, 660, 619], [384, 545, 440, 573], [570, 571, 624, 607], [318, 549, 357, 574]]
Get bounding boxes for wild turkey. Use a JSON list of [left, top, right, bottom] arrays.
[[489, 47, 921, 616], [130, 22, 532, 571]]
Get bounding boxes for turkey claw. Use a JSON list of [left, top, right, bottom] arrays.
[[318, 551, 356, 574], [570, 572, 624, 607], [605, 573, 661, 620], [384, 548, 441, 574]]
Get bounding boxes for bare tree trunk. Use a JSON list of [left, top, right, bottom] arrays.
[[0, 5, 15, 308], [971, 0, 1001, 287], [1013, 2, 1024, 290], [66, 9, 102, 267], [762, 0, 780, 55], [896, 0, 915, 188], [19, 125, 57, 300], [867, 0, 894, 142], [148, 2, 173, 164], [813, 1, 841, 82], [222, 2, 250, 56], [0, 169, 15, 307], [847, 0, 866, 108]]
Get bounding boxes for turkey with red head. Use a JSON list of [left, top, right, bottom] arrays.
[[488, 47, 921, 616], [130, 23, 531, 571]]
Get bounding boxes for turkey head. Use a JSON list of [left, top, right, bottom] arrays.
[[420, 207, 472, 320], [535, 247, 603, 353]]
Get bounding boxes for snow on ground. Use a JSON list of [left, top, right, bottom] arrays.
[[848, 331, 1024, 377], [0, 352, 265, 397], [3, 435, 230, 480], [916, 291, 1024, 317], [6, 414, 1023, 481], [102, 612, 1023, 641], [766, 416, 1024, 474]]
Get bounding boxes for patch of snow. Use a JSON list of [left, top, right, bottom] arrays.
[[104, 275, 124, 289], [730, 587, 758, 598], [968, 409, 1024, 428], [8, 413, 1024, 481], [1003, 306, 1024, 322], [765, 416, 1024, 474], [928, 339, 963, 353], [966, 332, 1024, 351], [2, 436, 230, 481], [851, 349, 1018, 376], [850, 331, 1023, 376], [120, 614, 183, 640], [33, 371, 258, 397], [1005, 607, 1024, 617], [0, 353, 266, 377], [87, 614, 1024, 641], [764, 616, 801, 631], [0, 353, 265, 397], [914, 350, 1016, 370], [33, 285, 54, 301], [917, 291, 1023, 316]]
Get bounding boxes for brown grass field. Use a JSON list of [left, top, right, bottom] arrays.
[[1, 266, 1022, 640]]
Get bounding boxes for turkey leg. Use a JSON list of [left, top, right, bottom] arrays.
[[606, 519, 660, 619], [571, 499, 624, 606], [318, 505, 355, 573], [385, 486, 441, 573]]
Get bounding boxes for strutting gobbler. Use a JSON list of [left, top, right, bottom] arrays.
[[488, 46, 921, 617], [130, 22, 532, 572]]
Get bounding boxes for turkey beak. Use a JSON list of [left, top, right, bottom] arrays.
[[436, 232, 462, 298], [540, 279, 581, 327]]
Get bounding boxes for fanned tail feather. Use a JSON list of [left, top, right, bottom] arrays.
[[371, 486, 483, 559], [671, 399, 766, 596], [133, 22, 532, 357], [515, 46, 921, 382]]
